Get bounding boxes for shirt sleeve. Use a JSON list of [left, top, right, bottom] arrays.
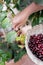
[[33, 0, 43, 5]]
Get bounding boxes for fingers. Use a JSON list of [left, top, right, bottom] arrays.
[[13, 22, 24, 31], [12, 19, 26, 31]]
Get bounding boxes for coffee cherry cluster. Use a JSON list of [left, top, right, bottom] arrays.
[[28, 34, 43, 61]]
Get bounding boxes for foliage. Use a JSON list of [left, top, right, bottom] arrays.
[[0, 49, 12, 65], [0, 61, 5, 65], [0, 4, 3, 12], [6, 31, 17, 43], [14, 48, 26, 62], [0, 12, 7, 23], [29, 10, 43, 26], [0, 42, 26, 63], [15, 0, 31, 10], [1, 18, 11, 29], [13, 0, 18, 4], [4, 0, 11, 4]]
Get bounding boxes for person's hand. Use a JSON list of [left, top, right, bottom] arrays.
[[17, 25, 32, 35], [12, 2, 43, 31], [12, 13, 28, 30]]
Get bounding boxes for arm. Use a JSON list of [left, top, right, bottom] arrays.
[[12, 2, 43, 29]]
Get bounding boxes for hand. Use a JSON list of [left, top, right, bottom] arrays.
[[12, 14, 27, 30], [12, 6, 30, 30], [12, 2, 43, 30], [16, 25, 32, 36]]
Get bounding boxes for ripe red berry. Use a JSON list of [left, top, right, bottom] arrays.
[[28, 34, 43, 61]]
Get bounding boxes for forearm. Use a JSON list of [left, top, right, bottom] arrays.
[[16, 2, 43, 22], [27, 2, 43, 15], [12, 2, 43, 28], [21, 2, 43, 18]]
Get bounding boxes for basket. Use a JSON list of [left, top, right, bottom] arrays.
[[25, 24, 43, 65]]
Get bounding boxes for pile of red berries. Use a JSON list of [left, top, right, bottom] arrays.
[[28, 34, 43, 61]]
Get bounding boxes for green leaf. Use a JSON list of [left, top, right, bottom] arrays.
[[0, 12, 7, 22], [29, 13, 35, 20], [1, 18, 12, 29], [1, 52, 12, 62], [4, 0, 11, 4], [39, 10, 43, 17], [0, 43, 8, 50], [39, 17, 43, 24], [0, 49, 4, 56], [13, 0, 18, 4], [14, 48, 26, 62], [31, 12, 40, 26], [6, 31, 17, 43], [0, 49, 12, 62], [11, 42, 20, 51], [2, 54, 7, 62], [32, 16, 39, 26], [0, 4, 3, 12], [15, 0, 31, 10], [0, 61, 5, 65]]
